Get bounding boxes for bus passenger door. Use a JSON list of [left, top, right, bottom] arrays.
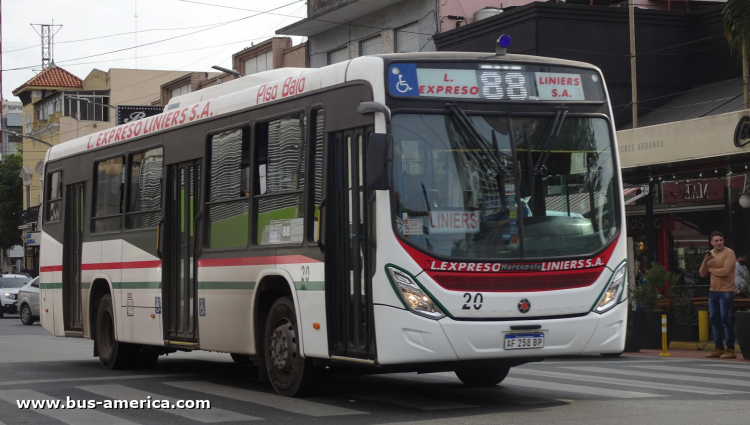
[[325, 127, 376, 361], [163, 160, 201, 343], [62, 183, 84, 333]]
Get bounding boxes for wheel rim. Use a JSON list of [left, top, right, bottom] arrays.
[[22, 307, 30, 322], [269, 318, 296, 374], [99, 311, 115, 358]]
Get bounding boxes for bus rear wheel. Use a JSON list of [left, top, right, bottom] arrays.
[[96, 294, 134, 370], [264, 297, 320, 396], [455, 366, 510, 386]]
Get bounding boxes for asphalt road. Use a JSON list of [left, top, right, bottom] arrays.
[[1, 314, 749, 425]]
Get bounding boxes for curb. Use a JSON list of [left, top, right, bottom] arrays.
[[669, 341, 742, 353]]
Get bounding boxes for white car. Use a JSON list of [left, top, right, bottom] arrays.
[[0, 274, 32, 318], [17, 277, 40, 325]]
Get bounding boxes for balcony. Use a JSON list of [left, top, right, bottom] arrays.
[[22, 205, 40, 225]]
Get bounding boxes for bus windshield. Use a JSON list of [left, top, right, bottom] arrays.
[[391, 112, 618, 260]]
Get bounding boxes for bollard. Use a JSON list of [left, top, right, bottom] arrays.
[[659, 314, 671, 357], [699, 310, 709, 342]]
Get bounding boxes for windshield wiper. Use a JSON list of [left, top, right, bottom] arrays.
[[533, 105, 568, 176], [446, 103, 509, 209]]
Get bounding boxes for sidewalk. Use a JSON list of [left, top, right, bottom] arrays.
[[626, 344, 747, 361]]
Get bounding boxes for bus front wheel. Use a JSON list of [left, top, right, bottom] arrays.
[[455, 366, 510, 386], [96, 294, 133, 370], [264, 297, 320, 396]]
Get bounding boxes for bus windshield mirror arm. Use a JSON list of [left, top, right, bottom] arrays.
[[446, 103, 510, 207], [534, 105, 568, 175]]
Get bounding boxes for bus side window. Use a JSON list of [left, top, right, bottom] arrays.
[[311, 109, 324, 242], [92, 157, 124, 233], [126, 147, 163, 229], [205, 128, 250, 249], [45, 170, 63, 223], [255, 113, 306, 246]]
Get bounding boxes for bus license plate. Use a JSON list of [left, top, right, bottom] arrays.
[[504, 333, 544, 350]]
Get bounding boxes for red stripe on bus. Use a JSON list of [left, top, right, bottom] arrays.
[[82, 261, 162, 270], [198, 255, 321, 268], [40, 265, 63, 272], [40, 261, 161, 272]]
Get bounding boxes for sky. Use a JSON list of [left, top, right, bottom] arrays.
[[1, 0, 307, 101]]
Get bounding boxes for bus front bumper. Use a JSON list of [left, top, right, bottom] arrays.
[[374, 301, 627, 365]]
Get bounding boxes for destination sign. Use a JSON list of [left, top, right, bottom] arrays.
[[388, 63, 604, 102]]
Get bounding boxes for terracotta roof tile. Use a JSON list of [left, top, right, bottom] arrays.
[[13, 65, 83, 95]]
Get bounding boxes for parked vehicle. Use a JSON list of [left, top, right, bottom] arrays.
[[17, 277, 40, 325], [0, 274, 32, 318]]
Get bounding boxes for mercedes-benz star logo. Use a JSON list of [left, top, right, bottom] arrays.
[[518, 298, 531, 314]]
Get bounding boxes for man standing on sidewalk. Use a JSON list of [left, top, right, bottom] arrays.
[[700, 231, 737, 359]]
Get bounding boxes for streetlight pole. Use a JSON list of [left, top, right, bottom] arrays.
[[66, 96, 117, 110], [67, 96, 117, 137], [0, 129, 53, 147]]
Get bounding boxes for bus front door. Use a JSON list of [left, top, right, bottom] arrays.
[[163, 160, 201, 343], [62, 183, 84, 333], [325, 128, 375, 361]]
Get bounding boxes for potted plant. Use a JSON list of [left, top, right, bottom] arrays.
[[669, 284, 697, 342], [630, 264, 679, 350], [735, 269, 750, 361]]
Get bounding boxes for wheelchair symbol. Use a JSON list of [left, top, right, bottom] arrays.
[[395, 74, 412, 93]]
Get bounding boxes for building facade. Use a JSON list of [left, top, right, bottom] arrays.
[[12, 65, 195, 276], [276, 0, 502, 68], [156, 38, 308, 106]]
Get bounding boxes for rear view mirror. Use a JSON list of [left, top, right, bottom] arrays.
[[366, 133, 390, 191]]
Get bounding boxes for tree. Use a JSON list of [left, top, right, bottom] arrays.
[[0, 154, 24, 251], [723, 0, 750, 109]]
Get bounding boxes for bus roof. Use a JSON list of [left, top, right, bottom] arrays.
[[46, 52, 601, 162]]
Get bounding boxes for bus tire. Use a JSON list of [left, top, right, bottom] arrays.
[[95, 294, 134, 370], [264, 297, 320, 396], [455, 366, 510, 386]]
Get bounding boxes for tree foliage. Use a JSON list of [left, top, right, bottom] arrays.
[[723, 0, 750, 61], [0, 154, 23, 251]]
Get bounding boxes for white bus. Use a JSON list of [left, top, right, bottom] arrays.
[[40, 47, 628, 396]]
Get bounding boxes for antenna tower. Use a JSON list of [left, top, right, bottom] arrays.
[[31, 22, 62, 69]]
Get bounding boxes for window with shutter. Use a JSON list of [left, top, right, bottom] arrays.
[[396, 22, 419, 53], [360, 35, 382, 56], [328, 46, 349, 64]]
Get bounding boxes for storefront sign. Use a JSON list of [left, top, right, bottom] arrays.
[[25, 232, 40, 247], [617, 110, 750, 169], [116, 105, 164, 126], [627, 217, 662, 231], [735, 115, 750, 147], [661, 175, 746, 204]]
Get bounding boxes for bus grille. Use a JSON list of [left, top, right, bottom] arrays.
[[425, 269, 603, 292]]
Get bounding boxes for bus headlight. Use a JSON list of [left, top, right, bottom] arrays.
[[387, 266, 445, 320], [595, 262, 626, 314]]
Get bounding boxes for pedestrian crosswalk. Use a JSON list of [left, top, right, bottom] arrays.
[[1, 358, 749, 424]]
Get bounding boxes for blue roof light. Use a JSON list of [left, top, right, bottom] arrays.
[[498, 34, 512, 48]]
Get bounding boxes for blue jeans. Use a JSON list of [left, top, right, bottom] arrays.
[[708, 291, 735, 349]]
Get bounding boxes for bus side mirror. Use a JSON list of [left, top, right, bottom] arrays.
[[366, 133, 390, 191]]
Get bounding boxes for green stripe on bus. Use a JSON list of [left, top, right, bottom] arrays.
[[294, 281, 325, 291], [41, 283, 62, 289], [198, 281, 257, 290], [115, 282, 162, 289]]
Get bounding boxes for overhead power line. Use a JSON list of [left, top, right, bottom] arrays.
[[1, 0, 304, 72]]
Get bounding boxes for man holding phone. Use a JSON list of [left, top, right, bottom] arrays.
[[700, 231, 737, 359]]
